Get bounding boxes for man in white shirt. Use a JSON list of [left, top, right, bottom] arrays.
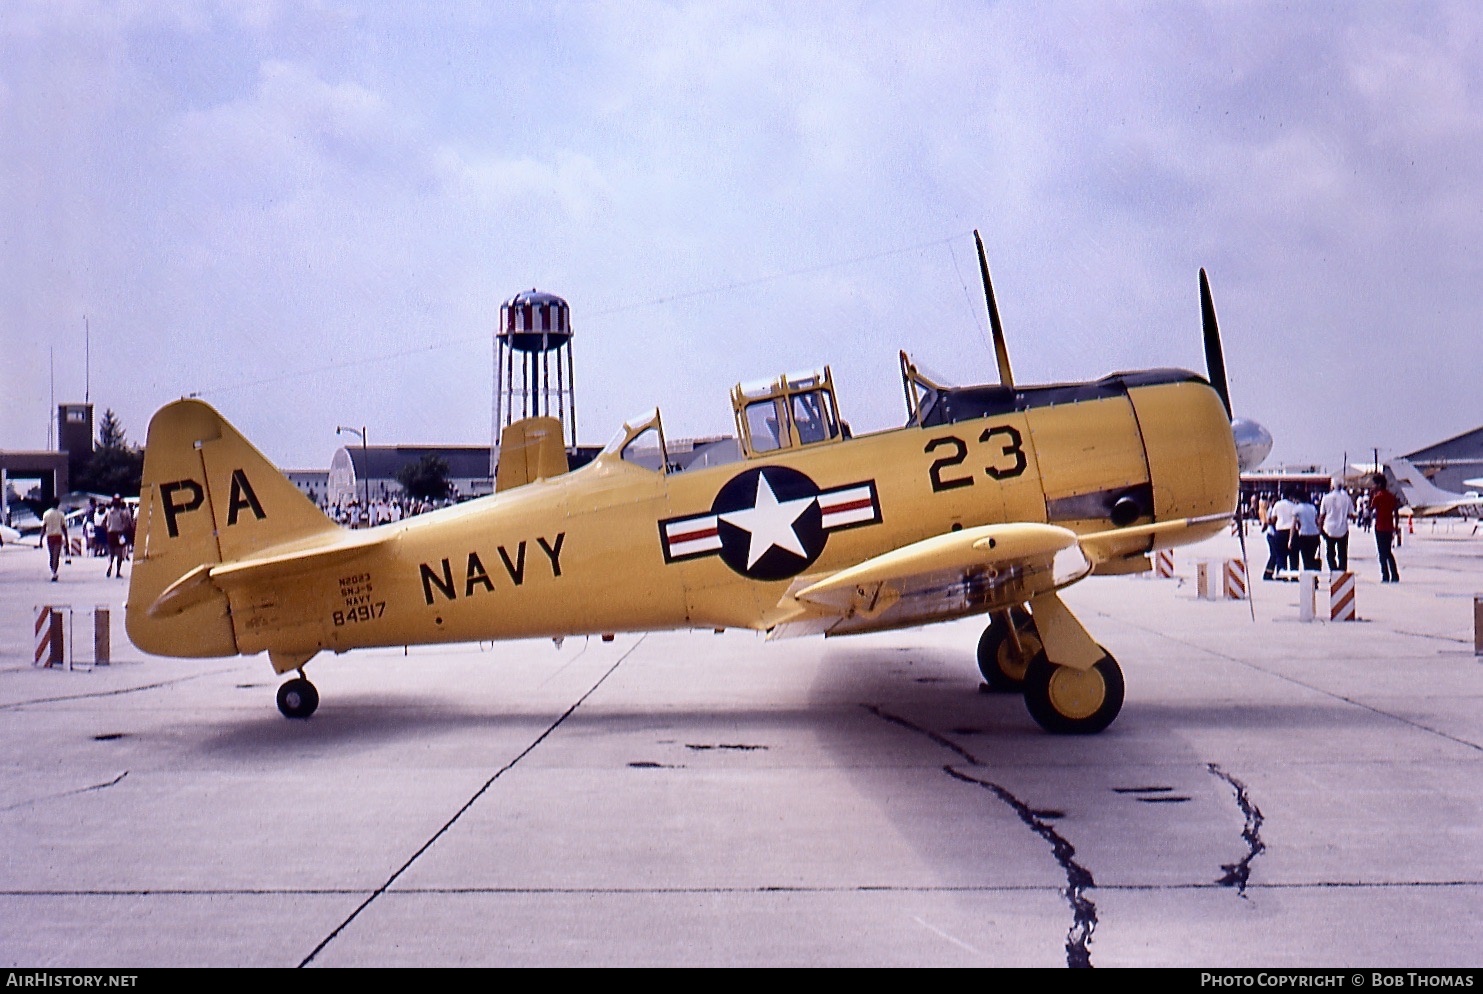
[[41, 499, 69, 582], [1264, 492, 1298, 580], [1318, 478, 1355, 572]]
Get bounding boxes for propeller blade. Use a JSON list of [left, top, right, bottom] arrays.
[[1234, 513, 1256, 622], [1200, 268, 1232, 419], [975, 231, 1015, 391]]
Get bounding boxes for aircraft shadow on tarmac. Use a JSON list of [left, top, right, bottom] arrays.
[[189, 639, 1392, 759]]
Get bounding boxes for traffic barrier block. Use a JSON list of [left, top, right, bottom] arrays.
[[1330, 573, 1356, 621], [1196, 560, 1222, 600], [1297, 571, 1318, 621], [34, 605, 65, 667], [1223, 559, 1248, 600], [94, 606, 111, 666], [1154, 549, 1175, 578], [1474, 595, 1482, 656]]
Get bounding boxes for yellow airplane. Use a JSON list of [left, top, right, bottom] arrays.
[[126, 236, 1263, 734]]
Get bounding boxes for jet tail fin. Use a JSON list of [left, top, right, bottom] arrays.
[[1389, 458, 1445, 506], [495, 416, 569, 492], [126, 399, 338, 658]]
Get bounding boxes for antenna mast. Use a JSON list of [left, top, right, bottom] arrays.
[[47, 347, 55, 449]]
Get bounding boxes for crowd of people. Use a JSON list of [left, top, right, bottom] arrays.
[[318, 493, 455, 528], [32, 487, 461, 582], [40, 494, 135, 582], [1257, 475, 1401, 583]]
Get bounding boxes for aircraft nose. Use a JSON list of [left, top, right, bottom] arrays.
[[1232, 417, 1273, 473]]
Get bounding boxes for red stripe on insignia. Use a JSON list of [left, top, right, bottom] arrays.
[[669, 525, 718, 545]]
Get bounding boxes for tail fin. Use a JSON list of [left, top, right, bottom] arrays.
[[126, 399, 337, 658], [1388, 458, 1445, 505], [495, 415, 570, 492]]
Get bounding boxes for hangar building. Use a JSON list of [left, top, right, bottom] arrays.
[[1401, 426, 1483, 493]]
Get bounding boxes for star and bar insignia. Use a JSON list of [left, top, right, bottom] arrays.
[[659, 466, 881, 581]]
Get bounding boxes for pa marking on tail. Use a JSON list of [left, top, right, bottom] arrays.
[[159, 469, 266, 538]]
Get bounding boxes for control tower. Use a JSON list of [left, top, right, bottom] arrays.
[[492, 289, 577, 473]]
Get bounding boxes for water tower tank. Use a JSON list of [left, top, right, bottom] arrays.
[[493, 289, 577, 456]]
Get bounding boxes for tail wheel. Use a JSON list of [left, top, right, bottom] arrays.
[[1023, 649, 1124, 735], [976, 608, 1039, 692], [276, 677, 319, 719]]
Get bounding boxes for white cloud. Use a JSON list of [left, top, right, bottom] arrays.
[[434, 147, 612, 222]]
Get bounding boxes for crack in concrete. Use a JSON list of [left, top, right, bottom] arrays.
[[684, 743, 767, 752], [0, 771, 128, 812], [865, 704, 1097, 969], [944, 766, 1098, 968], [0, 669, 235, 711], [1208, 763, 1265, 896], [11, 877, 1482, 899], [297, 635, 648, 968]]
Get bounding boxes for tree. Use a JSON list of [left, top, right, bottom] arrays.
[[75, 409, 144, 497], [97, 409, 128, 449], [395, 454, 452, 502]]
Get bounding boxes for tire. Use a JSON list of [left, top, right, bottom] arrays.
[[1023, 649, 1124, 735], [976, 608, 1039, 692], [276, 678, 319, 719]]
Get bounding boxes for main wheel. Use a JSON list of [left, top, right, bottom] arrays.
[[276, 677, 319, 719], [1023, 649, 1123, 735], [976, 608, 1039, 692]]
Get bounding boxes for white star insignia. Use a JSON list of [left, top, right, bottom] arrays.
[[719, 472, 817, 569]]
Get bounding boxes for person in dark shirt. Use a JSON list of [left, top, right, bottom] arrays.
[[1370, 475, 1401, 583]]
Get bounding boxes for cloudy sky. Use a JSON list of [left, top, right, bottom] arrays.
[[3, 0, 1479, 474]]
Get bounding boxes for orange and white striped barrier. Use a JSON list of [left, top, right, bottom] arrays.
[[34, 606, 64, 668], [1223, 559, 1248, 600], [1154, 549, 1175, 578], [1330, 572, 1356, 621]]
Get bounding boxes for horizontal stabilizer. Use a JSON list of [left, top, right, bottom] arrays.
[[149, 528, 393, 618]]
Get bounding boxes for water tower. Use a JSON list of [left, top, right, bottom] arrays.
[[492, 289, 577, 472]]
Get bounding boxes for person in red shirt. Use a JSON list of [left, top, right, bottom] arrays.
[[1370, 475, 1401, 582]]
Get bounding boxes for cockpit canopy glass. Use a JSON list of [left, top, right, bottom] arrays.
[[732, 367, 842, 456]]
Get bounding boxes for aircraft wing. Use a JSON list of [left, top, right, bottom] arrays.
[[1400, 497, 1483, 517], [767, 522, 1086, 638], [147, 528, 394, 618], [767, 512, 1230, 639]]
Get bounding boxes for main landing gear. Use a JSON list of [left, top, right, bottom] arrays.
[[976, 606, 1124, 735], [1022, 650, 1123, 735], [976, 608, 1040, 692], [276, 674, 319, 719]]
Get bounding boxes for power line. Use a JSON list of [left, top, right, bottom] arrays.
[[189, 231, 974, 398]]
